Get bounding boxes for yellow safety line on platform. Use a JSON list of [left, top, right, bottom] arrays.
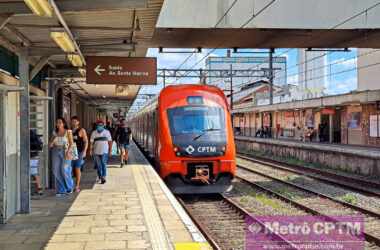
[[174, 242, 212, 250], [132, 164, 173, 250]]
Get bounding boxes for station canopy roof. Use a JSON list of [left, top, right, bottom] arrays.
[[0, 0, 164, 111]]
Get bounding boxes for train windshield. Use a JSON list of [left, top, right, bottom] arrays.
[[167, 106, 225, 135]]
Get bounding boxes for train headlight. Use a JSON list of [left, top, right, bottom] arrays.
[[174, 146, 179, 152], [176, 152, 181, 156], [221, 146, 226, 152]]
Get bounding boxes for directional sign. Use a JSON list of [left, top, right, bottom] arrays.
[[86, 56, 157, 85]]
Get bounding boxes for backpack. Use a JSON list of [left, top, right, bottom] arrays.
[[117, 127, 131, 144], [30, 129, 43, 152]]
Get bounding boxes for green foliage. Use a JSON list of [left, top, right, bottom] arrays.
[[341, 194, 357, 205]]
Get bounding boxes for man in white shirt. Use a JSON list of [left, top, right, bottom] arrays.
[[90, 120, 113, 184]]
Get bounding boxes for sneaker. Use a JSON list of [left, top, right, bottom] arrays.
[[101, 178, 106, 184], [120, 163, 124, 168], [38, 189, 43, 196], [75, 187, 81, 193]]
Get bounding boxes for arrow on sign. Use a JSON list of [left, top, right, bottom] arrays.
[[94, 65, 106, 76]]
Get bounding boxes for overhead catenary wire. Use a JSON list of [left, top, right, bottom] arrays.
[[173, 0, 240, 79], [288, 59, 380, 86], [232, 48, 380, 89], [235, 1, 380, 89], [175, 0, 278, 82], [275, 48, 380, 83]]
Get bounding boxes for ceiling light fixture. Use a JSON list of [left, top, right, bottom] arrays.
[[24, 0, 53, 17], [67, 54, 83, 67], [51, 31, 76, 53]]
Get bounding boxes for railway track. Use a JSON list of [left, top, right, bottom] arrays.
[[237, 155, 380, 215], [238, 153, 380, 197], [236, 166, 380, 248], [177, 194, 296, 250]]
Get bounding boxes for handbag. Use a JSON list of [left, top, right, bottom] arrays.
[[64, 131, 79, 161]]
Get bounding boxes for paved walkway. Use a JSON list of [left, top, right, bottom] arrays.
[[0, 143, 207, 250]]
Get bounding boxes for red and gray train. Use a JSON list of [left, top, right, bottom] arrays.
[[130, 84, 236, 194]]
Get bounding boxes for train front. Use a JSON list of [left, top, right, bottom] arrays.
[[158, 85, 236, 194]]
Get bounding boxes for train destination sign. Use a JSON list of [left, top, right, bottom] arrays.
[[86, 56, 157, 85]]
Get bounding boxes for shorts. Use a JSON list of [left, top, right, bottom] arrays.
[[72, 154, 85, 169], [30, 159, 39, 176], [120, 143, 130, 150]]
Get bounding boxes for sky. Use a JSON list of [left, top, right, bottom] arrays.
[[129, 47, 359, 113]]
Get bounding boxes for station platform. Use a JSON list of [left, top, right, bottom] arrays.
[[0, 142, 209, 250]]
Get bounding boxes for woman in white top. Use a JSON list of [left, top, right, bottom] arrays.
[[49, 117, 74, 196]]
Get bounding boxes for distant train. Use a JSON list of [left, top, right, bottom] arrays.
[[130, 84, 236, 194]]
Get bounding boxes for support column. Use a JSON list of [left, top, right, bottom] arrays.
[[19, 48, 30, 213], [48, 77, 57, 188], [329, 114, 333, 143], [0, 92, 6, 223], [269, 48, 274, 105]]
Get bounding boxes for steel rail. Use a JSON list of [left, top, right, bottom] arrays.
[[238, 153, 380, 196], [237, 164, 380, 219], [235, 174, 380, 247], [177, 194, 298, 250]]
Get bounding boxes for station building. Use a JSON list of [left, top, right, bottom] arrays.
[[232, 49, 380, 147]]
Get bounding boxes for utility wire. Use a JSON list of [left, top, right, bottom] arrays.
[[236, 1, 380, 88], [173, 0, 240, 81], [176, 0, 278, 81], [275, 49, 380, 82]]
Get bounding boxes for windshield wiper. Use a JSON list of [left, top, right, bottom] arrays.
[[193, 128, 221, 141]]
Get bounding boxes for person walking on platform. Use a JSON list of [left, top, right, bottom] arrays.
[[90, 120, 112, 184], [49, 117, 75, 197], [71, 116, 88, 192], [115, 119, 132, 167]]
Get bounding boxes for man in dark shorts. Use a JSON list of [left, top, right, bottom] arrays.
[[115, 119, 131, 167], [71, 116, 88, 192]]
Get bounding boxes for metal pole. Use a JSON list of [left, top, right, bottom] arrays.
[[19, 48, 30, 213], [230, 64, 234, 128], [230, 64, 233, 110], [48, 76, 57, 189], [163, 69, 166, 88], [269, 48, 274, 138], [269, 48, 274, 105]]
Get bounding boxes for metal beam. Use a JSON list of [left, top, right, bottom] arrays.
[[19, 48, 30, 214], [0, 0, 147, 15], [157, 68, 270, 78], [0, 35, 20, 54], [12, 24, 134, 32], [30, 56, 51, 80], [4, 24, 31, 47], [0, 15, 11, 30], [50, 0, 86, 66], [29, 44, 135, 56], [32, 38, 134, 48]]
